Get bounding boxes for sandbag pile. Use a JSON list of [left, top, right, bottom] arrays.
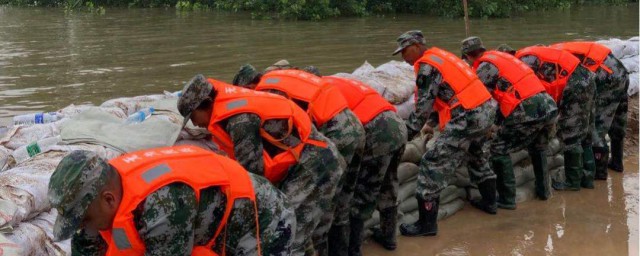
[[364, 132, 565, 234], [0, 93, 217, 255], [333, 61, 417, 119], [597, 37, 639, 96]]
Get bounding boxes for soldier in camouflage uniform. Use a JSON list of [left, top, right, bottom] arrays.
[[301, 66, 407, 255], [514, 46, 597, 191], [233, 63, 366, 256], [551, 44, 630, 179], [392, 31, 498, 238], [48, 149, 296, 255], [178, 74, 342, 256], [461, 37, 558, 209]]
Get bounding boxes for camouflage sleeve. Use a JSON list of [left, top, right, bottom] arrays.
[[519, 55, 541, 73], [134, 183, 198, 256], [71, 228, 107, 256], [406, 63, 440, 138], [224, 113, 265, 176], [475, 62, 503, 124]]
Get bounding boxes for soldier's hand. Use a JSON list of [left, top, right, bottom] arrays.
[[420, 124, 434, 136]]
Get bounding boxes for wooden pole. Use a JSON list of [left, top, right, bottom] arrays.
[[463, 0, 470, 37]]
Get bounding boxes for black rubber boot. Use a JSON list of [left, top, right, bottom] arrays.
[[347, 217, 365, 256], [370, 207, 397, 251], [553, 149, 582, 191], [492, 155, 516, 209], [581, 146, 596, 189], [328, 224, 349, 256], [530, 150, 550, 200], [470, 179, 498, 214], [593, 147, 609, 180], [608, 139, 624, 172], [399, 197, 438, 237]]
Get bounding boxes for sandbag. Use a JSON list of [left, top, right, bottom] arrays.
[[0, 122, 64, 150], [0, 151, 67, 228], [398, 162, 419, 184], [174, 139, 225, 156], [398, 181, 417, 202], [453, 167, 471, 188], [0, 232, 23, 255], [515, 180, 536, 203], [58, 104, 127, 120], [399, 196, 418, 213], [394, 97, 415, 120], [336, 61, 416, 104], [4, 209, 69, 256], [621, 57, 638, 73], [629, 74, 639, 96], [437, 198, 465, 221], [100, 94, 173, 115], [401, 144, 422, 163], [514, 166, 535, 187]]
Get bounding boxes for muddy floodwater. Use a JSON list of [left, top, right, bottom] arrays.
[[363, 155, 639, 255], [0, 4, 638, 124]]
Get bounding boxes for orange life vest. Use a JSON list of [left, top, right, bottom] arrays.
[[515, 46, 580, 103], [413, 47, 492, 130], [100, 145, 259, 256], [255, 70, 349, 127], [321, 76, 396, 125], [550, 41, 613, 74], [472, 50, 546, 117], [207, 78, 326, 183]]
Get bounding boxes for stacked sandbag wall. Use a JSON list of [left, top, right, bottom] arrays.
[[597, 37, 639, 96]]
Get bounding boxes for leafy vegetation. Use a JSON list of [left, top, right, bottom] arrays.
[[0, 0, 635, 20]]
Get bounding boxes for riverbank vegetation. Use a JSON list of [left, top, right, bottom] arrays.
[[1, 0, 636, 19]]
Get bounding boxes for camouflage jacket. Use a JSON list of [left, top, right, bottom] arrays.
[[475, 61, 558, 126], [71, 174, 294, 256], [406, 63, 455, 139]]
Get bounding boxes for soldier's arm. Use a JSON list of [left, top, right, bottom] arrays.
[[225, 113, 265, 175], [406, 63, 440, 138], [135, 183, 198, 256], [71, 228, 107, 256], [475, 62, 503, 124]]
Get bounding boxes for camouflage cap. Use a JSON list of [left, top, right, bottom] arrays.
[[177, 74, 213, 126], [496, 44, 516, 55], [302, 65, 321, 76], [232, 64, 260, 87], [461, 36, 486, 56], [392, 30, 427, 56], [49, 150, 111, 241], [264, 59, 292, 72]]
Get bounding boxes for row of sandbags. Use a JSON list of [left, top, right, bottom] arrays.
[[597, 37, 640, 96], [364, 132, 565, 234], [0, 92, 217, 255]]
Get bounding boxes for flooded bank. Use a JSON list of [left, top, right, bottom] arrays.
[[363, 155, 639, 255]]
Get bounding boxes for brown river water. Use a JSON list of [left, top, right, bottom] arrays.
[[0, 3, 638, 255]]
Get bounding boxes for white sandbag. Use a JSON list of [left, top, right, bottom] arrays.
[[0, 152, 67, 228], [174, 139, 225, 156], [453, 166, 471, 188], [515, 180, 536, 203], [100, 94, 173, 115], [60, 108, 181, 153], [58, 104, 127, 120], [0, 146, 11, 171], [599, 38, 625, 58], [628, 73, 639, 96], [363, 210, 380, 229], [407, 134, 428, 156], [0, 232, 23, 255], [620, 42, 639, 59], [440, 186, 465, 204], [621, 57, 639, 73], [0, 121, 65, 150], [398, 162, 419, 185], [400, 144, 422, 163], [510, 150, 530, 166], [398, 181, 417, 202], [550, 166, 565, 186], [351, 61, 375, 77], [437, 198, 465, 221], [468, 188, 480, 201], [399, 196, 417, 213], [393, 97, 415, 120], [514, 166, 535, 187], [5, 209, 69, 256]]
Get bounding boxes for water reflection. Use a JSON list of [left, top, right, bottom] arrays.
[[0, 4, 638, 124]]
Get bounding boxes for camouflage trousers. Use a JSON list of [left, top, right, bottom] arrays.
[[313, 110, 365, 250], [491, 95, 558, 156], [557, 78, 597, 151], [593, 74, 629, 148], [281, 131, 343, 256], [416, 100, 497, 201]]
